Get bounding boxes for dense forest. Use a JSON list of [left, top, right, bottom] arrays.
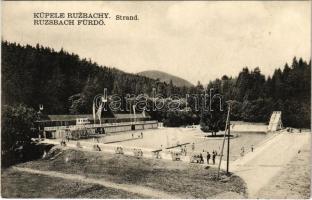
[[2, 41, 311, 128], [203, 58, 311, 128], [1, 41, 190, 115]]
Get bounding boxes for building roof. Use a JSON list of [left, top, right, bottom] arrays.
[[47, 114, 92, 121], [36, 104, 150, 122]]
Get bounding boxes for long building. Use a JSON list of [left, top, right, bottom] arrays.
[[35, 111, 159, 139]]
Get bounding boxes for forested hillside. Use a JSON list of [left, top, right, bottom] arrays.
[[138, 70, 194, 87], [2, 41, 189, 114], [204, 58, 311, 128], [2, 41, 310, 128]]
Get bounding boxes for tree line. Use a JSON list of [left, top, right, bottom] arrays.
[[2, 41, 191, 115], [2, 41, 310, 129], [201, 58, 311, 130]]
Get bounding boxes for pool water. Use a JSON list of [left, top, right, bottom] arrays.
[[90, 127, 271, 161]]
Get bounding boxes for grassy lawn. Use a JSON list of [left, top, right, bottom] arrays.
[[1, 168, 146, 198], [4, 148, 247, 198]]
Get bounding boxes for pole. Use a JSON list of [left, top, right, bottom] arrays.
[[217, 104, 231, 179], [226, 105, 231, 174], [130, 100, 132, 125]]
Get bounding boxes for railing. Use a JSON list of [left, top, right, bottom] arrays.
[[44, 120, 158, 132]]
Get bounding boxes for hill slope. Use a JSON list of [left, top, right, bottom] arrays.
[[138, 70, 193, 87], [3, 148, 246, 198], [1, 41, 189, 114]]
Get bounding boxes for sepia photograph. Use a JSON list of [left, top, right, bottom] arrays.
[[1, 1, 311, 199]]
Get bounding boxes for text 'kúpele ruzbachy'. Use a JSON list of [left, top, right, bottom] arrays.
[[33, 12, 139, 26]]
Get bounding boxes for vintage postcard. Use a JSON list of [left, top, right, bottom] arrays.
[[1, 1, 311, 199]]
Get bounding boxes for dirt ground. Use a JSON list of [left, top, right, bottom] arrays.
[[257, 142, 311, 199]]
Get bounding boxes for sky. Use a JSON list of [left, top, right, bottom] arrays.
[[2, 1, 311, 85]]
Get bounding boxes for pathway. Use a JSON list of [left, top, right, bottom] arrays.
[[229, 132, 310, 198], [12, 166, 179, 199]]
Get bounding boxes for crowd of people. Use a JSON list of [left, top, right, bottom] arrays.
[[133, 148, 143, 157], [189, 142, 256, 164], [191, 150, 218, 164], [180, 145, 187, 156], [187, 142, 219, 165]]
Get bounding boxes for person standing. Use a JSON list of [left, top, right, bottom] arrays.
[[191, 142, 195, 151], [207, 152, 211, 164], [241, 146, 245, 156], [200, 153, 204, 164], [76, 141, 81, 148], [251, 145, 254, 152], [141, 132, 143, 138], [212, 151, 216, 165], [180, 145, 183, 154]]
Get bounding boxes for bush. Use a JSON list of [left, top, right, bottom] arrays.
[[1, 104, 37, 167]]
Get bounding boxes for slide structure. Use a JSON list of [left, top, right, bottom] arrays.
[[268, 111, 283, 132]]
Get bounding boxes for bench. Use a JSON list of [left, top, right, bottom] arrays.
[[152, 149, 162, 159]]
